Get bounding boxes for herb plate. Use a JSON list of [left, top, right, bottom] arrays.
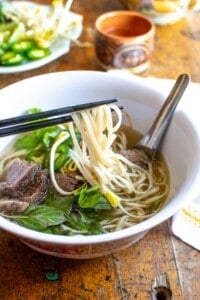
[[0, 1, 83, 74]]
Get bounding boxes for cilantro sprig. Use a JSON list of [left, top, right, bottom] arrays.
[[14, 108, 81, 171]]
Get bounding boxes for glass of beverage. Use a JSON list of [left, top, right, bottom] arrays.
[[120, 0, 190, 25]]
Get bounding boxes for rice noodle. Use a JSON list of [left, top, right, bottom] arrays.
[[48, 104, 169, 230]]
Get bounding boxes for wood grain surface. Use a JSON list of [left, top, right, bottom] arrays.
[[0, 1, 200, 299]]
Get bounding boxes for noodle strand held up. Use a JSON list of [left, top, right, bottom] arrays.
[[55, 104, 169, 230]]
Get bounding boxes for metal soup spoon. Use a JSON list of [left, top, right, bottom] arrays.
[[130, 73, 190, 161]]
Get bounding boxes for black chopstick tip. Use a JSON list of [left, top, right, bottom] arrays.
[[0, 98, 120, 137], [0, 98, 118, 128]]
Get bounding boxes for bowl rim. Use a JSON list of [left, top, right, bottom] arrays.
[[0, 70, 200, 245]]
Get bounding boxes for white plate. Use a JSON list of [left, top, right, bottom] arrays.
[[0, 1, 83, 74]]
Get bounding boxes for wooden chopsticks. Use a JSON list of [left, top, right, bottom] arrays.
[[0, 98, 117, 137]]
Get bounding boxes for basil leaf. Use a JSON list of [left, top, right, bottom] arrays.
[[81, 208, 112, 221], [65, 210, 106, 235], [77, 186, 112, 210], [79, 192, 112, 209], [43, 225, 64, 235], [17, 216, 45, 231], [18, 205, 67, 229], [44, 193, 74, 213]]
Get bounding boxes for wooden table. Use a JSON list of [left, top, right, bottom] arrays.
[[0, 1, 199, 299]]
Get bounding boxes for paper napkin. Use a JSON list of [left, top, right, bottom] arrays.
[[172, 197, 200, 250]]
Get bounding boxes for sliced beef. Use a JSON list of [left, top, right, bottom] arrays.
[[52, 171, 83, 193], [0, 159, 39, 197], [0, 159, 50, 214], [21, 169, 49, 204], [0, 199, 29, 214], [120, 149, 148, 165]]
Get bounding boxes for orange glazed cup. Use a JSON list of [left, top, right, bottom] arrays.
[[94, 11, 155, 74]]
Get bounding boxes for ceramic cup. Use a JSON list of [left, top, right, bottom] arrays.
[[94, 11, 155, 73]]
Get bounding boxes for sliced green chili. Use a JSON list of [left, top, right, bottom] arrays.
[[0, 51, 25, 65], [27, 48, 51, 60], [12, 40, 35, 53]]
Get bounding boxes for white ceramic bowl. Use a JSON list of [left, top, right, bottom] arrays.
[[0, 71, 200, 259]]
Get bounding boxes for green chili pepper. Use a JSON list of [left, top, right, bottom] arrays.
[[27, 47, 51, 60], [25, 149, 44, 163], [54, 153, 69, 171], [0, 51, 25, 65], [12, 40, 36, 53]]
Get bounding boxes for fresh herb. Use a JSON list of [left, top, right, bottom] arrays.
[[64, 209, 107, 235], [14, 109, 81, 171], [76, 185, 112, 210], [45, 272, 59, 281], [15, 136, 41, 152], [8, 204, 67, 231], [5, 187, 113, 235], [44, 193, 74, 213], [5, 108, 114, 235]]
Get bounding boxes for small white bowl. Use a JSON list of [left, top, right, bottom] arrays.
[[0, 71, 200, 259]]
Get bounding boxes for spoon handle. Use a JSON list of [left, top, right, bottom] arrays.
[[137, 73, 190, 154]]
